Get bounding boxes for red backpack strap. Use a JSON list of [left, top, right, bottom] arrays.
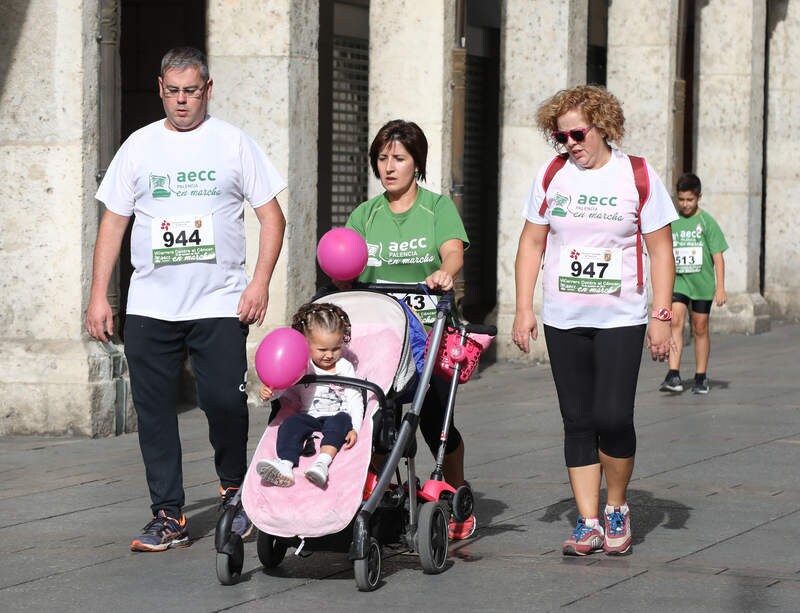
[[538, 153, 569, 216], [629, 155, 651, 286]]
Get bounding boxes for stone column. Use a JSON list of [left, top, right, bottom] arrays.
[[0, 2, 124, 435], [764, 1, 800, 321], [207, 0, 320, 347], [606, 0, 679, 184], [494, 0, 587, 362], [367, 0, 456, 197], [694, 0, 770, 334]]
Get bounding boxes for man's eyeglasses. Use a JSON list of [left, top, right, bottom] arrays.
[[551, 125, 594, 144], [162, 84, 207, 99]]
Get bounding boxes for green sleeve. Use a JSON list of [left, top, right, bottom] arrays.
[[703, 211, 729, 255]]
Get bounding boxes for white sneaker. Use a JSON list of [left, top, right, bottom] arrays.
[[256, 458, 295, 487], [305, 461, 329, 487]]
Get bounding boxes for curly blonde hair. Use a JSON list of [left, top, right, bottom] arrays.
[[535, 85, 625, 147], [291, 302, 352, 345]]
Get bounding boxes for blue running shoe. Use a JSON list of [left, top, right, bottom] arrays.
[[562, 516, 604, 556], [130, 510, 189, 552], [221, 487, 253, 539], [604, 506, 632, 555]]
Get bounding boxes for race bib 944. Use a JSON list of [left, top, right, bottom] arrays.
[[151, 214, 216, 265]]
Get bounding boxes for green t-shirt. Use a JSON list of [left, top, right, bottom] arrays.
[[671, 208, 728, 300], [346, 187, 469, 322]]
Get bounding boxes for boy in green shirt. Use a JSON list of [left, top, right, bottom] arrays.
[[659, 173, 728, 394]]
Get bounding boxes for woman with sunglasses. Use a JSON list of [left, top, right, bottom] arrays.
[[512, 85, 677, 556]]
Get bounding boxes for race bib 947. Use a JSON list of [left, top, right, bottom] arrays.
[[558, 246, 622, 294]]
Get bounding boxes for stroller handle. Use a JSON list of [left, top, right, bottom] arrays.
[[464, 323, 497, 336], [295, 374, 387, 408], [356, 282, 448, 297], [356, 284, 497, 336]]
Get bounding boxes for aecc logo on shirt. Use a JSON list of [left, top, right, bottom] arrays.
[[388, 237, 427, 254], [577, 194, 617, 207]]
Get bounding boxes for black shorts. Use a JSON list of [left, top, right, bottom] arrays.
[[673, 293, 712, 314]]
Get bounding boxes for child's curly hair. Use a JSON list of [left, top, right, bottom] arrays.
[[291, 302, 352, 344]]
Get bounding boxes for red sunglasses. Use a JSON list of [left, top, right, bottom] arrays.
[[551, 125, 594, 144]]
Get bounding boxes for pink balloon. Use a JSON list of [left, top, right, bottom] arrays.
[[255, 327, 310, 390], [317, 228, 368, 281]]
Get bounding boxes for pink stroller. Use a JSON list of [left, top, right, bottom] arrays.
[[214, 285, 495, 591]]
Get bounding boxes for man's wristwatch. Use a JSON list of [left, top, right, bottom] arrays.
[[651, 307, 673, 322]]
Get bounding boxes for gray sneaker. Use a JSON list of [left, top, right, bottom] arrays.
[[692, 377, 709, 394], [659, 373, 683, 392], [257, 458, 295, 487]]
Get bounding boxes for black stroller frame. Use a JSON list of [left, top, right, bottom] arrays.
[[214, 283, 496, 591]]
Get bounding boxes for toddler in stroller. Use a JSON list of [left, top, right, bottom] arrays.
[[214, 285, 494, 591], [256, 302, 361, 488]]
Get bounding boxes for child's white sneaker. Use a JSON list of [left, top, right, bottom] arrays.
[[305, 461, 329, 487], [256, 458, 295, 487]]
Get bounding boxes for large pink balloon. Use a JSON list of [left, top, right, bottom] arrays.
[[317, 227, 368, 281], [255, 327, 310, 390]]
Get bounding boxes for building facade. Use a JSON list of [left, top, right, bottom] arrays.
[[1, 0, 797, 435]]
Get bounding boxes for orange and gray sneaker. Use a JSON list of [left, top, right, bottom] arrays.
[[448, 514, 477, 540], [130, 510, 189, 552]]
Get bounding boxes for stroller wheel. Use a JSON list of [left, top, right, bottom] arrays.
[[216, 537, 243, 585], [418, 501, 449, 574], [353, 536, 382, 591], [452, 484, 474, 523], [257, 530, 288, 568]]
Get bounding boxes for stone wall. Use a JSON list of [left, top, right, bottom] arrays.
[[694, 0, 770, 334], [367, 0, 454, 199], [0, 1, 118, 435], [495, 0, 588, 362], [764, 0, 800, 322]]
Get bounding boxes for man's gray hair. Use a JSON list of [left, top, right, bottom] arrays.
[[160, 47, 209, 81]]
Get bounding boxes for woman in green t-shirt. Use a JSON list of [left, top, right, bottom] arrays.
[[345, 119, 473, 539]]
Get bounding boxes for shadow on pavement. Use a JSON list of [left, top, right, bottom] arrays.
[[537, 488, 692, 546]]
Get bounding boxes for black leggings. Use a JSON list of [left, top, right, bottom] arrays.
[[543, 324, 645, 468], [419, 374, 462, 456]]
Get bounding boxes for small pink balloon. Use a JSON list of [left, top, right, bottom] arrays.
[[317, 227, 368, 281], [255, 327, 310, 389]]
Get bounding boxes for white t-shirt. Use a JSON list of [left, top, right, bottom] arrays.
[[277, 357, 364, 432], [96, 116, 287, 321], [523, 149, 678, 329]]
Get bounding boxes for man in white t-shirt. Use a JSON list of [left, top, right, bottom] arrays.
[[85, 47, 287, 552]]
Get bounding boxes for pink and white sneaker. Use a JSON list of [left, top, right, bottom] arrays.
[[562, 517, 604, 556], [603, 506, 632, 555]]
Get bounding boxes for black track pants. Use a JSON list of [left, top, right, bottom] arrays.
[[124, 315, 249, 516]]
